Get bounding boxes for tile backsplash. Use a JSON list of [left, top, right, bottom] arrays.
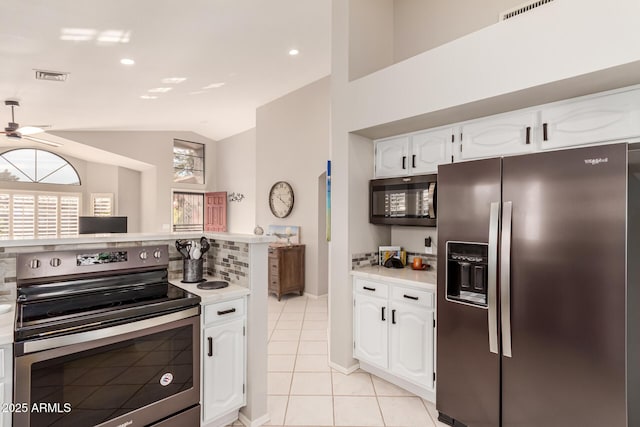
[[351, 250, 437, 270]]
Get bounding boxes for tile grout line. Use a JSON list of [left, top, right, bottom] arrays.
[[283, 296, 308, 426]]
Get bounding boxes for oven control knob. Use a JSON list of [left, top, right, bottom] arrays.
[[139, 251, 148, 260], [153, 249, 162, 259], [29, 259, 41, 269], [50, 258, 62, 267]]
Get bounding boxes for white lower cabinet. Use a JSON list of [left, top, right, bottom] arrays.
[[353, 277, 435, 401], [0, 344, 11, 427], [354, 293, 388, 369], [201, 298, 246, 427], [389, 301, 434, 389]]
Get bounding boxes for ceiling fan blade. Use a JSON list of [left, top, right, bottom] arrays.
[[17, 126, 47, 135], [23, 135, 63, 147]]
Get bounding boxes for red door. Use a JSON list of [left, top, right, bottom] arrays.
[[205, 192, 227, 232]]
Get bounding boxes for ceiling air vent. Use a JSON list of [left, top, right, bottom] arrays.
[[34, 69, 70, 82], [499, 0, 555, 21]]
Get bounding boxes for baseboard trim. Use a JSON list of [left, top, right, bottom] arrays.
[[328, 361, 360, 375], [238, 411, 270, 427], [359, 361, 436, 403]]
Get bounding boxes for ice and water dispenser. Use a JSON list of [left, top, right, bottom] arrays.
[[446, 242, 488, 307]]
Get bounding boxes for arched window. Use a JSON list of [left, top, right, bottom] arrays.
[[0, 148, 81, 185]]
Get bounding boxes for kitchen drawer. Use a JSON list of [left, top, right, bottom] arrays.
[[354, 278, 388, 299], [391, 286, 433, 309], [204, 299, 245, 325]]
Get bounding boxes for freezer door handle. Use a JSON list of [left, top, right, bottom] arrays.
[[488, 202, 500, 354], [501, 201, 513, 357]]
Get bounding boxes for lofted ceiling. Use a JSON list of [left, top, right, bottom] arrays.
[[0, 0, 331, 141]]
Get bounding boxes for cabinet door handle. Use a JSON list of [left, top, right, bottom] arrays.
[[217, 308, 236, 315], [363, 286, 376, 292], [392, 309, 396, 324], [403, 294, 419, 301], [207, 337, 213, 357], [402, 156, 406, 169], [381, 306, 386, 321], [525, 126, 531, 145], [543, 123, 548, 141], [412, 154, 416, 168]]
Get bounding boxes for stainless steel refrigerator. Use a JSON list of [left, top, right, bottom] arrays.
[[436, 143, 640, 427]]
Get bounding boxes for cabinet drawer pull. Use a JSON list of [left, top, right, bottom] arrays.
[[381, 306, 386, 321], [363, 286, 376, 292], [217, 308, 237, 315], [392, 309, 396, 324], [543, 123, 548, 141], [403, 294, 419, 301], [525, 126, 531, 145], [412, 154, 416, 168], [402, 156, 406, 169], [207, 337, 213, 357]]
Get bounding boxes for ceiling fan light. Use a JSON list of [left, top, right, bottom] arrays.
[[18, 126, 44, 135]]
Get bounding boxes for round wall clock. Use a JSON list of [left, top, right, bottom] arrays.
[[269, 181, 294, 218]]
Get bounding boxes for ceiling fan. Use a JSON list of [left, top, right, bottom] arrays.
[[1, 100, 61, 147]]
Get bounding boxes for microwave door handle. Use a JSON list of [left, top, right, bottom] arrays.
[[428, 183, 436, 218], [488, 202, 500, 354]]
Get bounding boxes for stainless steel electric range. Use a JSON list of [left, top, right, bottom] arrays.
[[13, 245, 201, 427]]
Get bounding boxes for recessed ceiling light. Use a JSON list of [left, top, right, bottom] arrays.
[[289, 49, 299, 56], [161, 77, 187, 84], [202, 82, 225, 89], [189, 91, 205, 95], [60, 28, 97, 42], [148, 87, 172, 93], [120, 58, 135, 65], [140, 95, 157, 100]]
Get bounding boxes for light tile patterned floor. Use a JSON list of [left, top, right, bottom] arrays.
[[261, 293, 448, 427]]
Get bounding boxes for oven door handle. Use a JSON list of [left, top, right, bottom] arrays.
[[21, 307, 200, 355]]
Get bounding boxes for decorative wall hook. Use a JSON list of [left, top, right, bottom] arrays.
[[228, 192, 245, 202]]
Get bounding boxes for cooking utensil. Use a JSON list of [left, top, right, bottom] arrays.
[[175, 240, 191, 259], [200, 237, 210, 255]]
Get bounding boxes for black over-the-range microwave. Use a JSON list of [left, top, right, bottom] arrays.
[[369, 174, 437, 226]]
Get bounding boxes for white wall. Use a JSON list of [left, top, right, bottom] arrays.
[[216, 128, 257, 234], [391, 225, 437, 255], [393, 0, 524, 63], [349, 0, 640, 136], [256, 77, 330, 297], [349, 0, 394, 80], [117, 167, 141, 232], [82, 162, 118, 214], [53, 131, 217, 232]]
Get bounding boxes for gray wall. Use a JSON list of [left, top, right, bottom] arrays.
[[256, 77, 331, 296]]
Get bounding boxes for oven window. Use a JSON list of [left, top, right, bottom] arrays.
[[29, 325, 194, 427]]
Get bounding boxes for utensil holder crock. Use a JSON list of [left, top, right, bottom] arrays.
[[183, 258, 204, 283]]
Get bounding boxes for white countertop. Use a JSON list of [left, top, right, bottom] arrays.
[[0, 231, 276, 248], [171, 276, 250, 304], [351, 265, 437, 291]]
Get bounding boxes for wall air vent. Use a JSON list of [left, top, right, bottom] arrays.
[[499, 0, 555, 21], [34, 69, 70, 82]]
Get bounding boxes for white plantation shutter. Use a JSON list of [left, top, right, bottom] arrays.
[[0, 191, 80, 237], [59, 196, 80, 236], [0, 194, 9, 237], [91, 194, 113, 216], [12, 194, 35, 237], [37, 195, 58, 237]]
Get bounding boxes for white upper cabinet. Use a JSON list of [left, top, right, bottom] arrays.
[[411, 127, 453, 174], [540, 88, 640, 150], [459, 111, 537, 161], [375, 136, 410, 178]]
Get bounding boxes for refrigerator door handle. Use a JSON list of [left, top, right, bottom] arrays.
[[501, 201, 513, 357], [488, 202, 500, 354]]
